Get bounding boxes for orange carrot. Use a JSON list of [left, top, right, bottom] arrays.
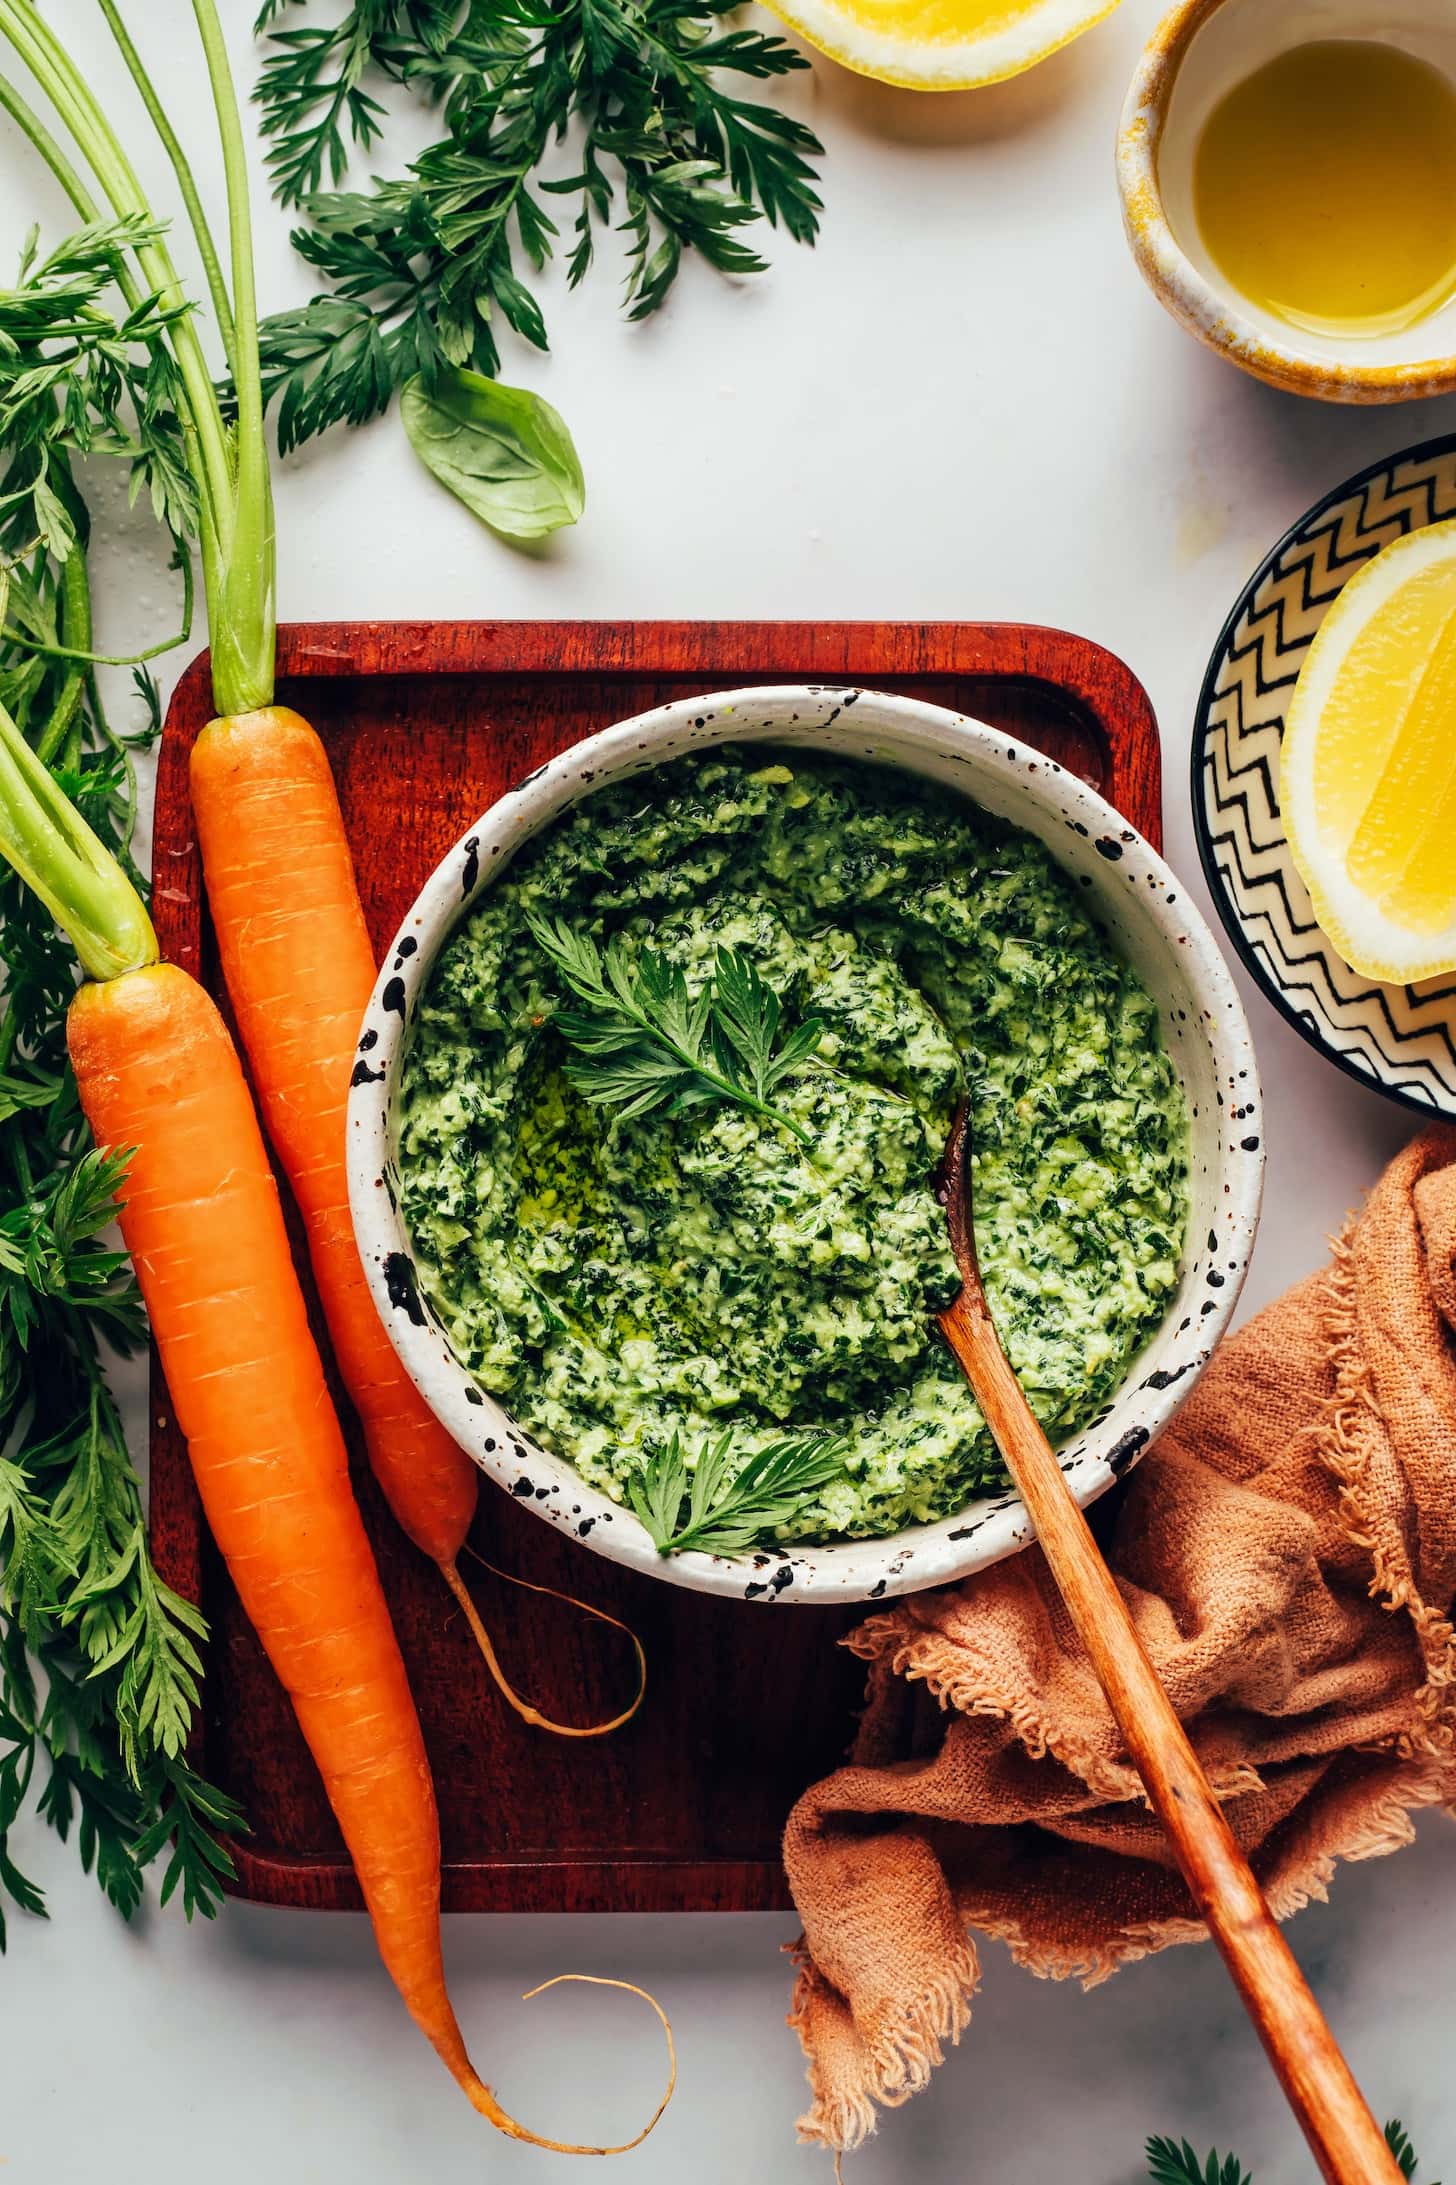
[[188, 708, 476, 1563], [69, 962, 669, 2149], [189, 707, 639, 1735]]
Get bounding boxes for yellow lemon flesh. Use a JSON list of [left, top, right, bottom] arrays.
[[1283, 518, 1456, 985], [763, 0, 1120, 91]]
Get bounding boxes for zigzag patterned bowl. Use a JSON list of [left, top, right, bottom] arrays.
[[1193, 433, 1456, 1117]]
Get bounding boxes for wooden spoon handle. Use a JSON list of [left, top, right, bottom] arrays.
[[939, 1288, 1403, 2185]]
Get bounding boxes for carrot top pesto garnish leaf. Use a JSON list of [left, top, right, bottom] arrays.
[[628, 1429, 848, 1557], [525, 910, 824, 1153]]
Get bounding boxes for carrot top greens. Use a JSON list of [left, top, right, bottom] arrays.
[[250, 0, 823, 540], [0, 0, 274, 719], [1145, 2119, 1435, 2184]]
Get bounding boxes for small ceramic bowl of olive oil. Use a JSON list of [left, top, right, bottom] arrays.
[[1117, 0, 1456, 400]]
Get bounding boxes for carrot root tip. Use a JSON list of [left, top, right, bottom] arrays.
[[458, 1973, 676, 2155], [439, 1555, 646, 1739]]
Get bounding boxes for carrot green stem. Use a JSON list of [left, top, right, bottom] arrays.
[[34, 537, 92, 766], [0, 694, 156, 981], [0, 61, 101, 226], [8, 547, 193, 674], [95, 0, 237, 376], [5, 623, 192, 672], [0, 3, 233, 536], [189, 0, 274, 716], [0, 0, 276, 718], [0, 7, 229, 478]]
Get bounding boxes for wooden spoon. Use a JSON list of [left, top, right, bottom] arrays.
[[936, 1101, 1402, 2185]]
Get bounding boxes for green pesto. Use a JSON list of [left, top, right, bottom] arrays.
[[397, 750, 1188, 1544]]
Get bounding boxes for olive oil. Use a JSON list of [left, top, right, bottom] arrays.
[[1193, 40, 1456, 338]]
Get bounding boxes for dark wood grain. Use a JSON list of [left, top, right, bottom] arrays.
[[149, 619, 1162, 1914], [936, 1109, 1401, 2185]]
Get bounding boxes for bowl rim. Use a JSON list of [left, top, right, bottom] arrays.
[[1191, 426, 1456, 1119], [1115, 0, 1456, 403], [347, 684, 1265, 1605]]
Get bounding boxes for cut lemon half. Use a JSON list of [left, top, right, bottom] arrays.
[[764, 0, 1121, 91], [1283, 517, 1456, 985]]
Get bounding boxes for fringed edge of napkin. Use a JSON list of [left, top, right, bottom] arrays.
[[786, 1211, 1456, 2154], [787, 1935, 981, 2152], [789, 1763, 1451, 2153], [1320, 1224, 1456, 1763]]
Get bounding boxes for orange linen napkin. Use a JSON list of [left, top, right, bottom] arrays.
[[784, 1126, 1456, 2151]]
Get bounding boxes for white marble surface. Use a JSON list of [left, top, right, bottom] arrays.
[[2, 3, 1453, 2178]]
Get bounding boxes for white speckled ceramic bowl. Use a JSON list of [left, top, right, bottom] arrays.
[[348, 688, 1263, 1606], [1118, 0, 1456, 403]]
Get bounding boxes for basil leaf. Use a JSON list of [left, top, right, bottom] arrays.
[[400, 366, 585, 542]]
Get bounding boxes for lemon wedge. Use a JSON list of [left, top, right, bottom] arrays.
[[764, 0, 1120, 91], [1282, 518, 1456, 985]]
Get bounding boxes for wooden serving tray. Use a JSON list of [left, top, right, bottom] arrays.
[[150, 620, 1161, 1913]]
